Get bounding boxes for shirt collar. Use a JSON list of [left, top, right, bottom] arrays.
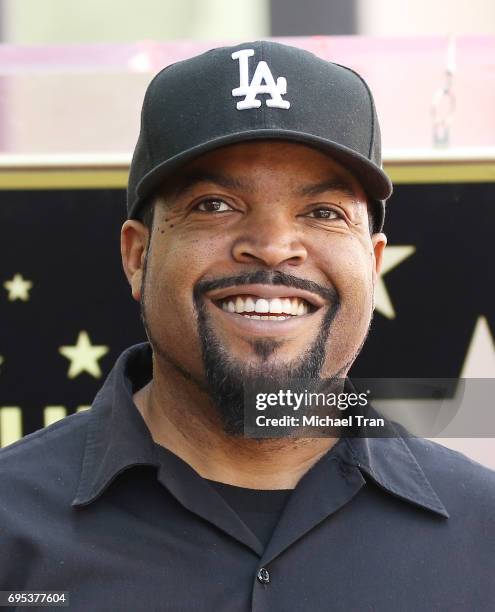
[[345, 436, 449, 518], [72, 343, 158, 507], [72, 343, 449, 518]]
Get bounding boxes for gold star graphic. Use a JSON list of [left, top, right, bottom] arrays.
[[375, 246, 416, 319], [374, 315, 495, 439], [460, 316, 495, 378], [4, 274, 33, 301], [59, 331, 109, 379]]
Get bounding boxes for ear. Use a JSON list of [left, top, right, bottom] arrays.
[[121, 220, 150, 302], [371, 232, 387, 306]]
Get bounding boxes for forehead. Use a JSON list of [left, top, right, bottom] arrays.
[[166, 140, 364, 194]]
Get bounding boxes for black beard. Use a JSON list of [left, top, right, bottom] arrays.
[[141, 261, 346, 436], [193, 270, 341, 436]]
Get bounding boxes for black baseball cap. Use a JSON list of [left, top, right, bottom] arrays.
[[128, 40, 393, 231]]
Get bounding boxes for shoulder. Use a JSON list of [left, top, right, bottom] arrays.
[[405, 436, 495, 513], [0, 411, 93, 576], [0, 410, 91, 484]]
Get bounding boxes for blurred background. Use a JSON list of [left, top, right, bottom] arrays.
[[1, 0, 495, 42], [0, 0, 494, 467]]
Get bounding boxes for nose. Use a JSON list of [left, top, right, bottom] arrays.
[[231, 211, 307, 268]]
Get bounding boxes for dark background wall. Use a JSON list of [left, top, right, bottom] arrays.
[[2, 181, 494, 440]]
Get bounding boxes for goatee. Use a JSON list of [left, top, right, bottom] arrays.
[[193, 270, 341, 435]]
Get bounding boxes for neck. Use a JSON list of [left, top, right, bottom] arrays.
[[134, 355, 338, 490]]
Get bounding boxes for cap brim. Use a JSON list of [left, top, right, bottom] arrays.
[[130, 129, 393, 226]]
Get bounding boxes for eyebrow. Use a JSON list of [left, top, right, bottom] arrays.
[[297, 178, 357, 201], [166, 171, 358, 202], [170, 171, 251, 199]]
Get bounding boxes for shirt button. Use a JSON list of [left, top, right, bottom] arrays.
[[257, 567, 270, 584]]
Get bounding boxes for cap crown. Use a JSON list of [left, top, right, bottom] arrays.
[[128, 41, 391, 228]]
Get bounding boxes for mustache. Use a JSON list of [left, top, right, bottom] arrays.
[[193, 270, 338, 304]]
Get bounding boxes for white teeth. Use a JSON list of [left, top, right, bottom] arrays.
[[269, 298, 283, 314], [254, 298, 269, 313], [245, 297, 255, 312], [220, 295, 311, 316], [282, 298, 292, 313], [241, 314, 290, 320]]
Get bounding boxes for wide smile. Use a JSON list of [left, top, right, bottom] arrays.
[[204, 283, 327, 336], [218, 293, 313, 319]]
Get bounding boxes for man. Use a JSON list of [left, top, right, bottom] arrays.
[[1, 41, 494, 611]]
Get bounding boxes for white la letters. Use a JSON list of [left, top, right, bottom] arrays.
[[231, 49, 290, 110]]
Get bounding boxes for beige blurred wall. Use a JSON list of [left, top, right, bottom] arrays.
[[2, 0, 270, 43], [358, 0, 495, 35]]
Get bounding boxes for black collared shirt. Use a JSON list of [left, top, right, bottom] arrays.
[[207, 481, 293, 548], [1, 343, 494, 611]]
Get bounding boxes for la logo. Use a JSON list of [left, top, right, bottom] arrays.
[[231, 49, 291, 110]]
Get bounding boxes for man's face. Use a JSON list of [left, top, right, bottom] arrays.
[[122, 141, 386, 432]]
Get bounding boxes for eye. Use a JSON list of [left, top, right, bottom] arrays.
[[306, 207, 341, 220], [195, 198, 233, 213]]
